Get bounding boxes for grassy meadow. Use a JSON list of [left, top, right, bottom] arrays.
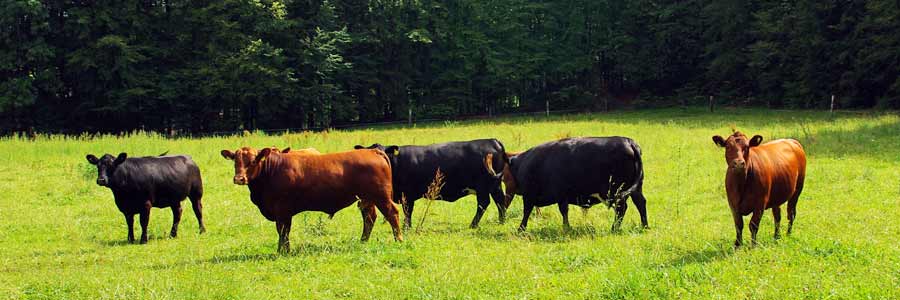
[[1, 108, 899, 299]]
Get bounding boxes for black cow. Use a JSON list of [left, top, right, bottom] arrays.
[[354, 139, 508, 228], [507, 137, 648, 232], [86, 152, 206, 243]]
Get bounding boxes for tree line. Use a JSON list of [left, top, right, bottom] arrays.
[[2, 0, 898, 134]]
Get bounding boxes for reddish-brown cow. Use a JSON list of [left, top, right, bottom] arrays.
[[221, 147, 402, 253], [712, 131, 806, 247]]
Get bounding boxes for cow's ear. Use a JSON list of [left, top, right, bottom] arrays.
[[386, 146, 400, 156], [712, 135, 726, 148], [86, 154, 99, 165], [254, 148, 272, 163], [114, 153, 127, 165], [353, 145, 365, 150], [281, 147, 291, 153], [221, 150, 235, 160], [749, 135, 763, 147]]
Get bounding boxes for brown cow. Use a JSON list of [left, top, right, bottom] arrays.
[[712, 131, 806, 247], [221, 147, 402, 253]]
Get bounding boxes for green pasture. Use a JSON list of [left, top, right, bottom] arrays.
[[1, 108, 898, 299]]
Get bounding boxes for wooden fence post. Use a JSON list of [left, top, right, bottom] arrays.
[[830, 95, 835, 116]]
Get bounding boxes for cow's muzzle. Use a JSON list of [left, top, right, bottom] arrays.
[[233, 176, 248, 185], [96, 178, 109, 186], [730, 160, 746, 171]]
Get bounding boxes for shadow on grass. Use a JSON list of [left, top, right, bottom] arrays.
[[150, 240, 360, 270], [469, 223, 649, 243], [664, 242, 735, 268], [96, 234, 175, 247]]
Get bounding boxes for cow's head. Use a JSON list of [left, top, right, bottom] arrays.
[[220, 147, 275, 185], [354, 143, 400, 157], [712, 131, 762, 173], [86, 153, 127, 187]]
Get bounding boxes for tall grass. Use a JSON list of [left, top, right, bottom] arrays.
[[1, 108, 898, 299]]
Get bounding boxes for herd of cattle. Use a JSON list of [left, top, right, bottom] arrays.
[[85, 131, 806, 253]]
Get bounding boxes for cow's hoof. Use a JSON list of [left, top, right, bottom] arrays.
[[199, 227, 207, 234], [140, 239, 148, 244]]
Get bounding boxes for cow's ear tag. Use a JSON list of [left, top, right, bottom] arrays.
[[393, 149, 399, 155], [260, 157, 266, 162]]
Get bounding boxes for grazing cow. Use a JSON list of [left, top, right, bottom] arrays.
[[354, 139, 508, 228], [507, 137, 648, 232], [712, 131, 806, 247], [86, 152, 206, 244], [221, 147, 401, 253]]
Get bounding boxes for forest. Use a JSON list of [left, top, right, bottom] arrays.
[[2, 0, 898, 133]]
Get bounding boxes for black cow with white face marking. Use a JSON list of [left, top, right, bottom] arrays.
[[354, 139, 508, 228], [508, 137, 648, 232], [86, 152, 206, 243]]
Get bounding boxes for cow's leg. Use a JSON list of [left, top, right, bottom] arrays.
[[772, 205, 782, 240], [359, 201, 377, 242], [170, 203, 182, 238], [631, 186, 649, 229], [489, 186, 507, 224], [612, 198, 629, 232], [732, 211, 744, 247], [787, 195, 799, 235], [189, 192, 206, 234], [518, 197, 535, 232], [748, 209, 764, 246], [275, 217, 292, 254], [557, 200, 571, 230], [402, 195, 414, 230], [374, 197, 403, 242], [125, 214, 135, 243], [470, 192, 491, 228], [139, 202, 151, 244]]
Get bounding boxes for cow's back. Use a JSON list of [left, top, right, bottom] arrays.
[[394, 139, 504, 199], [746, 139, 806, 211], [513, 137, 639, 202], [111, 155, 200, 209], [251, 150, 393, 217]]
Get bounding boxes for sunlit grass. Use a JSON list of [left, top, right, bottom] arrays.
[[1, 108, 898, 299]]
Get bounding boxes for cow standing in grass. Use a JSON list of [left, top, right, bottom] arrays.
[[712, 131, 806, 247], [354, 139, 508, 229], [506, 137, 648, 232], [221, 147, 401, 253], [86, 153, 206, 244]]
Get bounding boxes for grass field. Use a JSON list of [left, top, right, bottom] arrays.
[[1, 108, 899, 299]]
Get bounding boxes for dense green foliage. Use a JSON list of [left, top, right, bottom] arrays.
[[2, 1, 899, 133], [1, 108, 899, 299]]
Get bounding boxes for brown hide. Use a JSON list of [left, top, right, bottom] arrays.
[[713, 132, 806, 247], [222, 147, 401, 253]]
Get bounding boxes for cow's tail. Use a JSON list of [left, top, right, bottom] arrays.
[[616, 140, 644, 203], [484, 139, 509, 179]]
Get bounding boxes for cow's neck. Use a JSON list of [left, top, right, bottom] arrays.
[[726, 166, 753, 207]]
